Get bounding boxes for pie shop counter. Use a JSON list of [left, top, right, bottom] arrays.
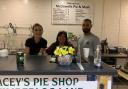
[[0, 55, 117, 89]]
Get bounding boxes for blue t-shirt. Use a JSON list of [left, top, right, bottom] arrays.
[[25, 37, 47, 55]]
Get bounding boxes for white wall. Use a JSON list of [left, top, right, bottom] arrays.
[[101, 0, 128, 47], [119, 0, 128, 47], [101, 0, 121, 46], [0, 0, 128, 48], [0, 0, 103, 48]]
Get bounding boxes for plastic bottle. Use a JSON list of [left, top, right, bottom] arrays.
[[94, 45, 101, 68], [77, 44, 81, 63]]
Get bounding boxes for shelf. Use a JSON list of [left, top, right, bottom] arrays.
[[117, 70, 128, 80]]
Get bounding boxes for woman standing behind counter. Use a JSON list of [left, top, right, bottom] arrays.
[[24, 23, 47, 55], [46, 31, 73, 55]]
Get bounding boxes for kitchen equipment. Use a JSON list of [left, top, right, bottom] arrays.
[[101, 39, 109, 53]]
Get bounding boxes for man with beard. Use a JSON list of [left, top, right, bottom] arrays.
[[77, 19, 100, 63]]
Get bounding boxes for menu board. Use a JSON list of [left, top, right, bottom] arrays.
[[52, 0, 93, 25]]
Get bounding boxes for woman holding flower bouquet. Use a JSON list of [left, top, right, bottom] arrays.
[[46, 31, 74, 56]]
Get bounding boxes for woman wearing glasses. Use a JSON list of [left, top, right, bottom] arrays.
[[24, 23, 47, 55]]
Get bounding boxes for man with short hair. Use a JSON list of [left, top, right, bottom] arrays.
[[78, 19, 100, 63]]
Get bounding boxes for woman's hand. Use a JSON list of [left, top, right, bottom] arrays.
[[23, 47, 30, 54], [38, 48, 46, 55]]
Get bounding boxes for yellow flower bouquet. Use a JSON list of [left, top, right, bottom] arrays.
[[54, 46, 75, 65], [54, 46, 75, 56]]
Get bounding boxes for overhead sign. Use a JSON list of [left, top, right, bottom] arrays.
[[52, 0, 94, 25], [0, 75, 98, 89]]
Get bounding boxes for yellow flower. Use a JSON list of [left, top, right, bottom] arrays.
[[63, 46, 68, 49], [54, 47, 61, 56], [54, 46, 75, 56], [68, 47, 75, 54], [61, 50, 68, 55]]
